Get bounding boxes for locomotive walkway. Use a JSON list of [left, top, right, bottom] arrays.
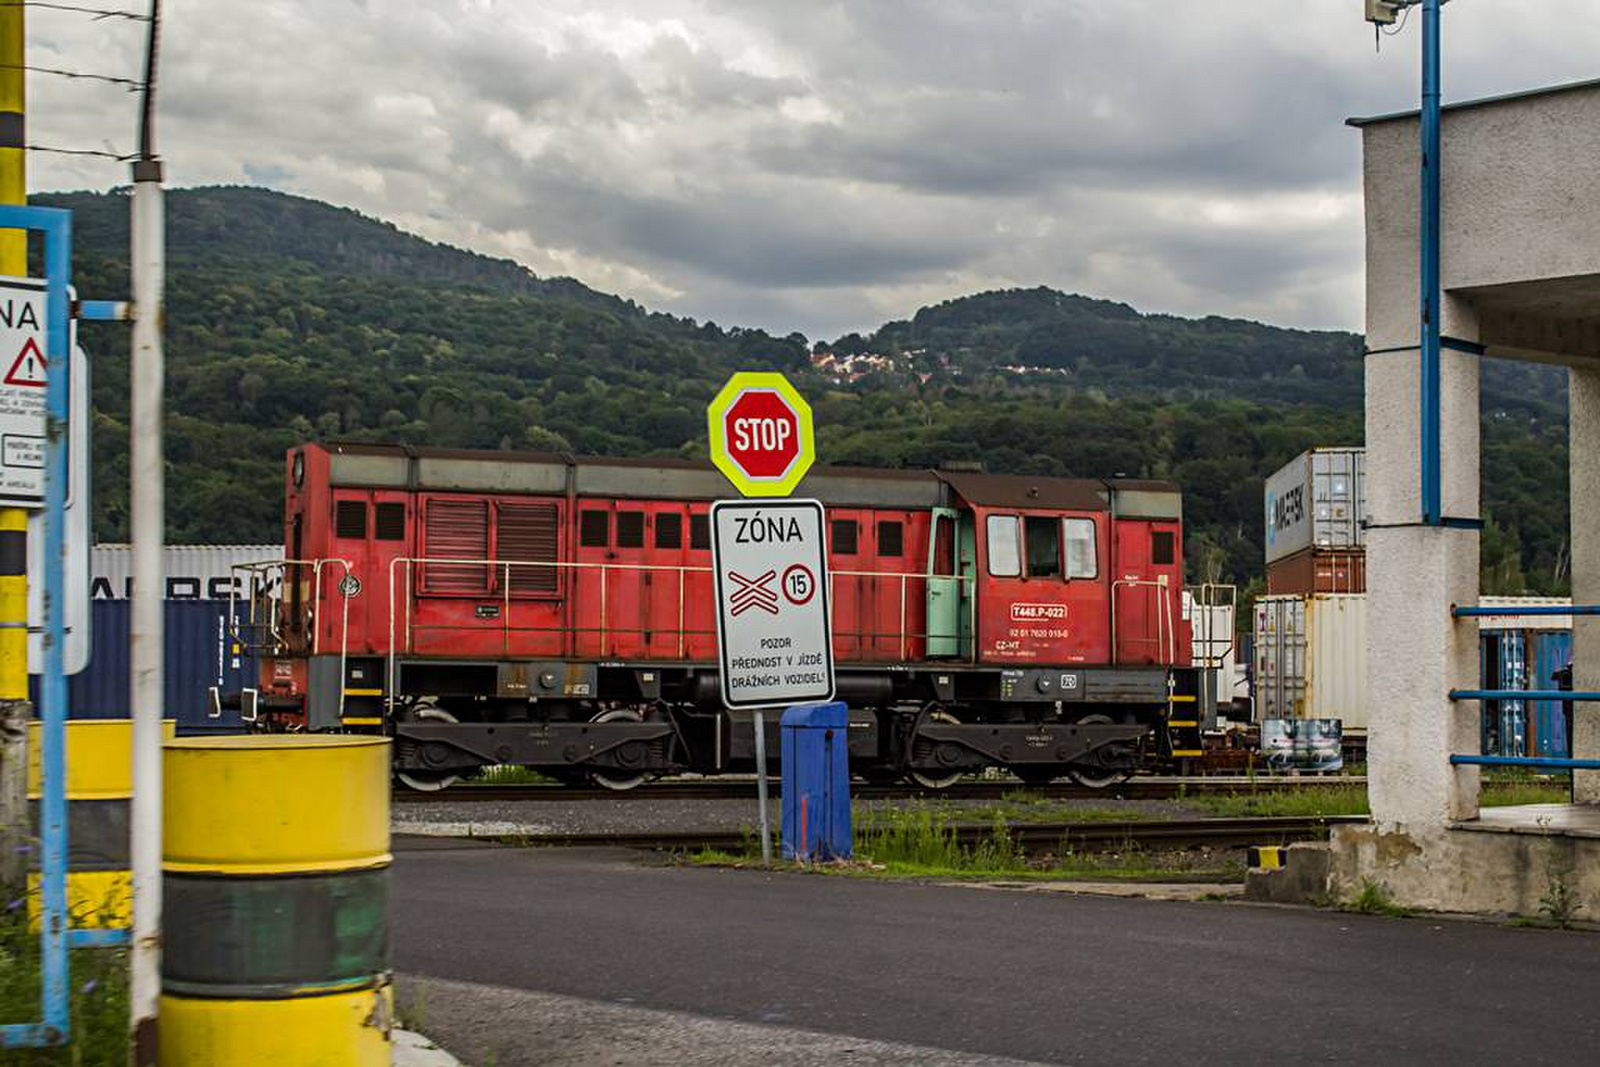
[[391, 838, 1599, 1065]]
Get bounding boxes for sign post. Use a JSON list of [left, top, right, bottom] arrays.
[[706, 373, 830, 865]]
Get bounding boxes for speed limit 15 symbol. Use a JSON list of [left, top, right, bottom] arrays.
[[781, 563, 815, 606]]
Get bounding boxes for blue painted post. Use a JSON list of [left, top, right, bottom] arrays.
[[0, 204, 73, 1051], [779, 702, 851, 862], [1419, 0, 1442, 526]]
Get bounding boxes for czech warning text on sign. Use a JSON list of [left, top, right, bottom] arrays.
[[711, 498, 834, 709], [0, 276, 47, 507]]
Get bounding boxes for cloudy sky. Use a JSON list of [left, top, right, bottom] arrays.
[[22, 1, 1600, 339]]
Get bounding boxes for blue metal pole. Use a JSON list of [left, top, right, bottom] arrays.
[[1419, 0, 1442, 526], [1451, 689, 1600, 703], [40, 207, 73, 1045], [1453, 605, 1600, 618], [1451, 755, 1600, 771]]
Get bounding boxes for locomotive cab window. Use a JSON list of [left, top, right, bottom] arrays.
[[877, 520, 903, 557], [986, 515, 1021, 577], [690, 513, 710, 551], [1064, 518, 1097, 579], [1151, 529, 1175, 566], [831, 519, 858, 555], [580, 510, 609, 548], [655, 512, 683, 550], [616, 510, 645, 549], [335, 500, 367, 540], [1024, 516, 1060, 578], [374, 503, 406, 541]]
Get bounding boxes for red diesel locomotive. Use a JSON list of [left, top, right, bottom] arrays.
[[233, 442, 1203, 789]]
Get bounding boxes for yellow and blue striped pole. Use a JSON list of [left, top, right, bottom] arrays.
[[0, 0, 27, 702]]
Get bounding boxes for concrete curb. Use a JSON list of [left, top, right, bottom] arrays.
[[394, 1027, 463, 1067]]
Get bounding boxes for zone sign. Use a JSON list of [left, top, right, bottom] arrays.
[[710, 498, 834, 709], [706, 371, 816, 497]]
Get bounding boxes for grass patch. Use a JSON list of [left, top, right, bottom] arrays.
[[0, 888, 130, 1065], [1339, 879, 1412, 918], [1185, 782, 1371, 819], [866, 791, 1150, 827], [473, 764, 558, 786], [1481, 780, 1570, 807]]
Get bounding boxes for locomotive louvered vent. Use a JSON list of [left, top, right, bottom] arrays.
[[374, 503, 406, 541], [335, 500, 368, 540], [497, 503, 560, 594], [422, 498, 490, 593]]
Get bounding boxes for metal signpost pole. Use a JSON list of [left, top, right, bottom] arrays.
[[1419, 0, 1442, 527], [129, 4, 165, 1058], [752, 710, 772, 864]]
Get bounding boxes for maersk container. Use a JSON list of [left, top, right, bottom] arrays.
[[1263, 448, 1365, 566], [1252, 593, 1368, 730], [89, 543, 283, 602]]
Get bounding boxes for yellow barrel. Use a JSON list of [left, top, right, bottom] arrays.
[[159, 735, 392, 1067], [25, 719, 176, 930]]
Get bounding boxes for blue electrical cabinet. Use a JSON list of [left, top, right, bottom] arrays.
[[780, 701, 851, 861]]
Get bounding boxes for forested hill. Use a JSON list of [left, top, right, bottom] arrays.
[[39, 185, 1568, 592]]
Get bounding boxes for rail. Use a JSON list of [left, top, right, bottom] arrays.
[[385, 556, 977, 712], [1448, 602, 1594, 772], [1111, 577, 1177, 666]]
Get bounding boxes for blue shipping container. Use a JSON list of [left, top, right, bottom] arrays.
[[31, 599, 255, 734], [1530, 629, 1572, 758]]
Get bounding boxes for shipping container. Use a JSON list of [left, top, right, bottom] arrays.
[[31, 599, 255, 735], [89, 543, 282, 602], [1263, 448, 1365, 565], [1252, 593, 1368, 730], [1265, 547, 1367, 596], [1473, 598, 1572, 758]]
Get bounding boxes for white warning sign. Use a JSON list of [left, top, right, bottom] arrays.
[[711, 498, 834, 709], [0, 276, 47, 507]]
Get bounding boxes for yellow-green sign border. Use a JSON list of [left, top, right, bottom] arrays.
[[706, 371, 816, 498]]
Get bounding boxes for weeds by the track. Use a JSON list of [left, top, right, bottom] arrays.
[[475, 764, 558, 785], [0, 886, 129, 1065], [1183, 777, 1567, 819]]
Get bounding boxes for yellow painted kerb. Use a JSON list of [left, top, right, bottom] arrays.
[[706, 371, 816, 498], [159, 983, 393, 1067], [164, 736, 392, 874]]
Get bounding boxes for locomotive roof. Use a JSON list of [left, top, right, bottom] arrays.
[[311, 442, 1179, 516]]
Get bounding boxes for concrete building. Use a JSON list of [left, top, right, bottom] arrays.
[[1332, 79, 1600, 917]]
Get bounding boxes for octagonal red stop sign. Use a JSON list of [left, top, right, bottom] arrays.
[[723, 389, 802, 479]]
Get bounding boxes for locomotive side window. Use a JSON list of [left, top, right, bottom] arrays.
[[1151, 529, 1175, 566], [877, 520, 903, 557], [616, 511, 645, 549], [831, 519, 858, 555], [1063, 517, 1097, 579], [335, 500, 368, 540], [690, 513, 710, 551], [374, 503, 406, 541], [580, 510, 610, 548], [986, 515, 1021, 577], [1024, 516, 1060, 578], [655, 513, 683, 550]]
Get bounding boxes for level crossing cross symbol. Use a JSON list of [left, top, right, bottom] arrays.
[[727, 568, 779, 616]]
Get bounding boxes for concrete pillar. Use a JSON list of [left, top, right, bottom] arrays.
[[1364, 294, 1482, 828], [1569, 366, 1600, 803]]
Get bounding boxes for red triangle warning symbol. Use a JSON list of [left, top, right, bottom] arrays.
[[4, 337, 45, 387]]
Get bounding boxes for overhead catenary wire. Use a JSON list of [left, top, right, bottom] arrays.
[[25, 142, 133, 159], [0, 2, 149, 20], [0, 60, 142, 89]]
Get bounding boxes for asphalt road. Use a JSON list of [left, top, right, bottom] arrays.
[[392, 838, 1600, 1066]]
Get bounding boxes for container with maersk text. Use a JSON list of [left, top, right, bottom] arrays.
[[1252, 594, 1368, 731], [1263, 448, 1365, 566]]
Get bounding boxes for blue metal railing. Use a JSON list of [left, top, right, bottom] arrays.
[[1449, 601, 1595, 774]]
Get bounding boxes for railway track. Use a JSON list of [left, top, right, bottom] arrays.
[[394, 775, 1364, 804], [466, 814, 1364, 855]]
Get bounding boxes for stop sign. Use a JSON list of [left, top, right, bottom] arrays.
[[707, 372, 815, 497]]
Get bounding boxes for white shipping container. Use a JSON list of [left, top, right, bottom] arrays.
[[1263, 448, 1366, 565], [91, 544, 283, 601], [1253, 593, 1368, 730]]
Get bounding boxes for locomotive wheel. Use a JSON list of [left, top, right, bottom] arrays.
[[1065, 713, 1134, 789], [587, 707, 651, 791], [395, 702, 464, 793], [908, 708, 965, 790]]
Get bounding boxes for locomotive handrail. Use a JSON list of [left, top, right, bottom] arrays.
[[1110, 577, 1176, 667], [229, 557, 355, 719], [383, 555, 977, 713]]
